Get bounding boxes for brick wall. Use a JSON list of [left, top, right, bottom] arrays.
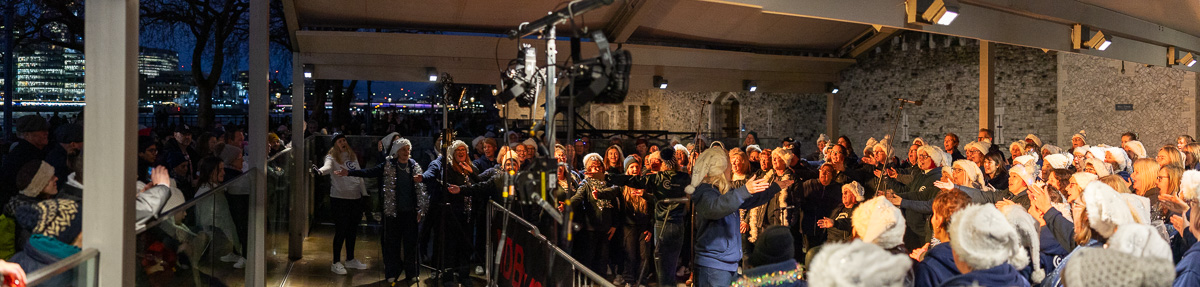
[[1057, 52, 1197, 149]]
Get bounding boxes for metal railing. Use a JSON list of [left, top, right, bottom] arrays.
[[26, 248, 99, 286], [485, 201, 614, 287]]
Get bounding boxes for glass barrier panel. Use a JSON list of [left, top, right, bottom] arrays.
[[265, 149, 292, 286], [26, 248, 99, 287], [134, 173, 254, 286]]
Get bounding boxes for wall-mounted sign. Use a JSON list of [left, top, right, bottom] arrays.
[[1115, 104, 1133, 111]]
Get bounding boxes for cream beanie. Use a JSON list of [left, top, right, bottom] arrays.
[[1043, 154, 1071, 169], [1072, 172, 1099, 189], [1084, 158, 1112, 177], [864, 137, 879, 157], [917, 145, 945, 170], [999, 204, 1044, 283], [1025, 134, 1043, 147], [843, 181, 865, 202], [949, 204, 1022, 271], [685, 147, 729, 195], [1083, 181, 1135, 238], [1124, 140, 1148, 159], [1179, 170, 1200, 202], [966, 141, 992, 155], [20, 161, 55, 197], [1107, 223, 1172, 260], [807, 240, 912, 287], [852, 197, 906, 249], [1061, 247, 1174, 287]]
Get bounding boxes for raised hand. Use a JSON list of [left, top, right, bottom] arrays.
[[1159, 194, 1190, 215], [817, 217, 833, 228], [746, 176, 771, 194], [884, 191, 902, 206], [933, 180, 954, 191]]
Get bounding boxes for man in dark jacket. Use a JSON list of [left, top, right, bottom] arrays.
[[0, 115, 50, 207], [45, 123, 82, 189], [794, 164, 843, 254], [607, 146, 690, 287], [159, 125, 198, 171]]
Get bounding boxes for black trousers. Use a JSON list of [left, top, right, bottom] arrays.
[[383, 211, 420, 279], [227, 193, 250, 255], [331, 197, 363, 262]]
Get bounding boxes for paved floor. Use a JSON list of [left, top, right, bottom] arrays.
[[283, 224, 487, 287]]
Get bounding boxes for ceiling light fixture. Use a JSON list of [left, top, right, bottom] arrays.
[[907, 0, 960, 26], [653, 76, 668, 89], [744, 80, 757, 92], [426, 67, 438, 82], [1072, 24, 1112, 51]]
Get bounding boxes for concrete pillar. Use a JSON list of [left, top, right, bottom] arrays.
[[82, 0, 138, 285], [247, 0, 269, 285], [980, 40, 996, 135], [289, 55, 307, 261], [827, 93, 840, 141]]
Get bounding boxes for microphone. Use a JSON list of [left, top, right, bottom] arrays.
[[895, 98, 923, 106]]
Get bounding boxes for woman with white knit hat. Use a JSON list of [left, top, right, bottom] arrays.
[[817, 181, 865, 245], [807, 240, 912, 287], [939, 204, 1030, 287], [688, 146, 789, 287], [1010, 141, 1027, 165], [998, 204, 1045, 285], [891, 145, 946, 250], [852, 196, 907, 252], [1044, 181, 1137, 287], [1124, 140, 1148, 161]]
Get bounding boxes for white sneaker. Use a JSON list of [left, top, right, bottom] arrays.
[[220, 253, 241, 263], [344, 259, 368, 270], [233, 258, 245, 269], [475, 266, 484, 275], [331, 262, 348, 275]]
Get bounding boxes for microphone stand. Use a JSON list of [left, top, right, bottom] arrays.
[[874, 100, 907, 197]]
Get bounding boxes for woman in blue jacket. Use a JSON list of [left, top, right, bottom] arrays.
[[688, 146, 791, 287]]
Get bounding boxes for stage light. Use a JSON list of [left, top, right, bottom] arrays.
[[303, 64, 313, 79], [426, 67, 438, 82], [828, 83, 840, 94], [907, 0, 960, 26], [744, 80, 757, 92], [1072, 24, 1112, 51], [1169, 47, 1197, 68], [653, 76, 668, 89]]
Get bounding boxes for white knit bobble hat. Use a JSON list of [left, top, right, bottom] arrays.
[[852, 197, 906, 249], [1107, 223, 1172, 261], [685, 147, 729, 195], [949, 204, 1021, 271], [807, 240, 912, 287], [1082, 181, 1135, 238], [999, 204, 1044, 283]]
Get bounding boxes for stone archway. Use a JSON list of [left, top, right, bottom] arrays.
[[711, 92, 741, 139], [595, 110, 611, 130]]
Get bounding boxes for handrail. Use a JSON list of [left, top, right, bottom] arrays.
[[137, 148, 294, 234], [25, 248, 99, 286]]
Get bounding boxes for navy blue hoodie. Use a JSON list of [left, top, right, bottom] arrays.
[[1176, 241, 1200, 287], [914, 243, 959, 287], [692, 182, 780, 272], [939, 263, 1030, 287]]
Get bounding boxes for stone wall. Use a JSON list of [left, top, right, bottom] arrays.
[[585, 89, 826, 149], [1057, 53, 1197, 149], [837, 35, 1058, 156]]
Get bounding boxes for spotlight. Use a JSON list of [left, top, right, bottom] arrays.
[[653, 76, 668, 89], [907, 0, 960, 26], [303, 64, 313, 79], [744, 80, 758, 92], [1072, 24, 1112, 51], [557, 31, 632, 107], [498, 44, 540, 107], [426, 67, 438, 82], [1169, 47, 1196, 67], [827, 83, 840, 94]]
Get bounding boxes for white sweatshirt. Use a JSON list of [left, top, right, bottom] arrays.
[[317, 153, 367, 199]]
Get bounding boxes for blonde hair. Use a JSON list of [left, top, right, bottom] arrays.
[[1159, 146, 1186, 169], [729, 149, 750, 175], [697, 147, 732, 194], [1183, 143, 1200, 167], [327, 138, 358, 164], [1132, 159, 1160, 195], [1099, 175, 1132, 194]]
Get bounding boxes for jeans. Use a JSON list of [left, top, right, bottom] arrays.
[[382, 211, 419, 279], [654, 220, 685, 286], [331, 198, 363, 262], [622, 224, 653, 282], [693, 265, 738, 287]]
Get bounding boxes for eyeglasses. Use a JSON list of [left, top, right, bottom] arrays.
[[917, 154, 930, 159]]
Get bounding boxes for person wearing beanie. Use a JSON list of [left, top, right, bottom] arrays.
[[964, 141, 990, 167], [604, 145, 625, 175], [1024, 134, 1043, 149], [818, 180, 865, 246], [807, 240, 912, 287], [616, 154, 653, 286], [743, 131, 759, 150], [606, 144, 692, 287], [1124, 140, 1148, 161], [1062, 247, 1175, 287], [890, 145, 944, 250], [863, 138, 879, 164], [338, 137, 425, 283], [913, 190, 972, 287], [999, 204, 1045, 285], [808, 134, 829, 162], [564, 153, 621, 273], [1044, 181, 1137, 287], [1108, 223, 1172, 260], [940, 204, 1030, 287], [689, 147, 787, 286], [1044, 154, 1072, 170], [3, 160, 67, 256], [8, 197, 83, 286], [0, 115, 50, 206], [313, 134, 369, 275], [420, 139, 481, 285], [1070, 130, 1087, 150], [852, 196, 907, 251], [1006, 163, 1036, 209], [732, 226, 805, 287], [744, 148, 795, 245]]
